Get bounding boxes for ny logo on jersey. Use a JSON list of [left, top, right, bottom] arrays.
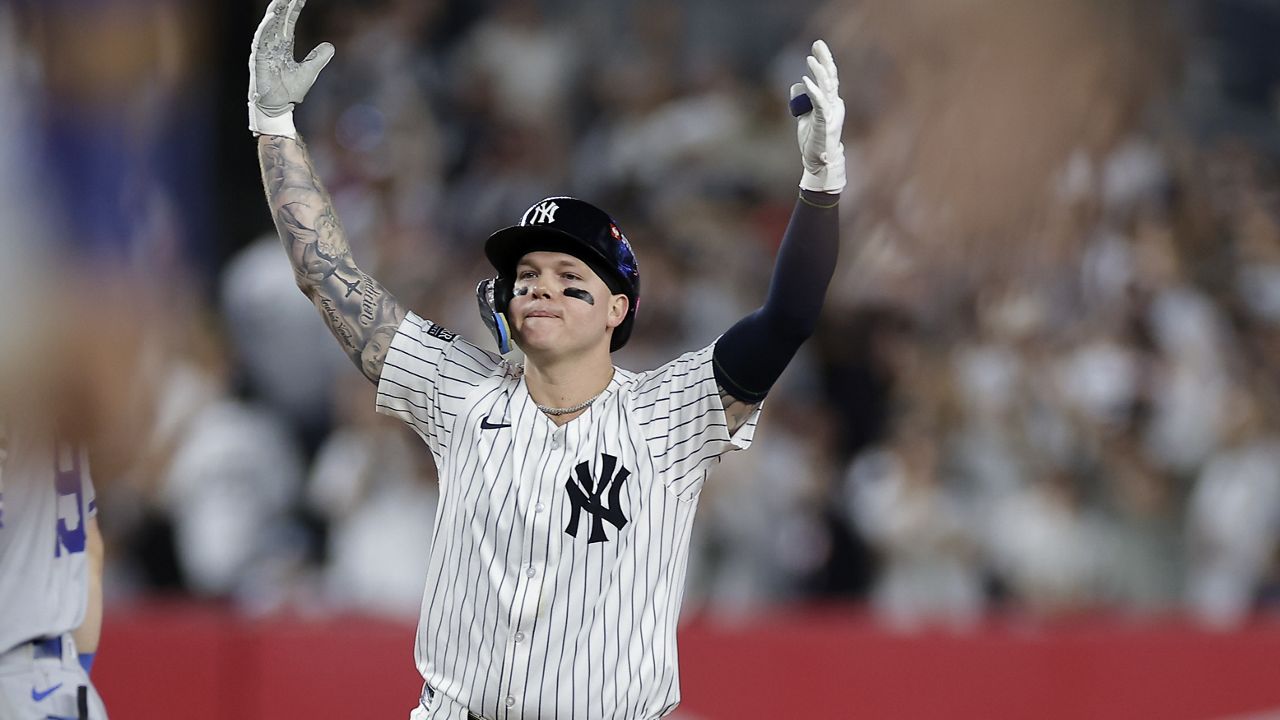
[[564, 453, 630, 544], [527, 201, 559, 225]]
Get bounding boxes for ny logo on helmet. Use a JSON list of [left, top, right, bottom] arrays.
[[527, 201, 559, 225], [564, 453, 630, 544]]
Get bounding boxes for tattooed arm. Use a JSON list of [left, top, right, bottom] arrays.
[[258, 135, 406, 383], [247, 2, 398, 381]]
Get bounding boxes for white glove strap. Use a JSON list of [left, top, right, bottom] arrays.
[[800, 146, 847, 193], [249, 104, 297, 139]]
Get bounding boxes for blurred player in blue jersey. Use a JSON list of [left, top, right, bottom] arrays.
[[0, 423, 108, 720]]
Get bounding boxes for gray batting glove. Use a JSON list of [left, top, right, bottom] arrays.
[[792, 40, 846, 193], [248, 0, 334, 138]]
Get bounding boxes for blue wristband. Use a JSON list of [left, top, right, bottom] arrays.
[[78, 652, 95, 674]]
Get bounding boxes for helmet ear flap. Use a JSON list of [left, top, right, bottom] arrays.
[[476, 277, 515, 354], [495, 275, 513, 310]]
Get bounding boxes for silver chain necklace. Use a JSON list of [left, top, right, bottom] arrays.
[[536, 389, 604, 416]]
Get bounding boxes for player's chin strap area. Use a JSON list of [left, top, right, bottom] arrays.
[[476, 278, 513, 354]]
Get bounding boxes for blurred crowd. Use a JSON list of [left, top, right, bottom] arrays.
[[2, 0, 1279, 630]]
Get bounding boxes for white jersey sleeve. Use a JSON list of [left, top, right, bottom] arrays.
[[628, 342, 762, 496], [375, 313, 505, 464]]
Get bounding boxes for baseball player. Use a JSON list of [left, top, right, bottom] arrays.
[[250, 1, 844, 717], [0, 424, 108, 720]]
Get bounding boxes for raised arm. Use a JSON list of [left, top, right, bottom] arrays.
[[714, 40, 846, 432], [250, 0, 405, 383], [258, 137, 405, 381]]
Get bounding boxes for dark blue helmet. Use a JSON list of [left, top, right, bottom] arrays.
[[482, 197, 640, 351]]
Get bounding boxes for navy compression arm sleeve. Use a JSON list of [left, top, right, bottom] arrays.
[[713, 190, 840, 403]]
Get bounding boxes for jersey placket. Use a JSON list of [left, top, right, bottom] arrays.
[[499, 412, 568, 715]]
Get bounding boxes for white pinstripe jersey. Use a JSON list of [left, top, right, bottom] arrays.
[[376, 313, 761, 720]]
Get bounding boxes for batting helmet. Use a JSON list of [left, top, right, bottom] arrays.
[[478, 197, 640, 352]]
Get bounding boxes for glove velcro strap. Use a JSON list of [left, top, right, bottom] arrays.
[[800, 144, 846, 193], [800, 165, 846, 193], [249, 104, 297, 139]]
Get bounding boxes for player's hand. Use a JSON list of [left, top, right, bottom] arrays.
[[248, 0, 334, 138], [792, 40, 846, 193]]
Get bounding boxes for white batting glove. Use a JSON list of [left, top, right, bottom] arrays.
[[248, 0, 334, 138], [791, 40, 846, 193]]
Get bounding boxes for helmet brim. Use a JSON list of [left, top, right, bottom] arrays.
[[484, 225, 616, 283]]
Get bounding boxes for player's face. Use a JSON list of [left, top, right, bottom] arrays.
[[509, 251, 628, 357]]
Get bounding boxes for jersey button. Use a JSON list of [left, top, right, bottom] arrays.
[[534, 502, 545, 513], [513, 632, 526, 643], [505, 696, 516, 708], [525, 565, 537, 578]]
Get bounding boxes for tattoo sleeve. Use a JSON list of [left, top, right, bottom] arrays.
[[258, 135, 407, 383]]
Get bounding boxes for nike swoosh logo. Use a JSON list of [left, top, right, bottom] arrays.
[[481, 417, 511, 430], [31, 683, 63, 702]]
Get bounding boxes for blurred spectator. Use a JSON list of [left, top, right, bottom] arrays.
[[220, 234, 350, 448], [1186, 386, 1280, 626], [985, 467, 1113, 615], [456, 0, 578, 129], [149, 336, 309, 612], [846, 416, 984, 629], [306, 375, 438, 618]]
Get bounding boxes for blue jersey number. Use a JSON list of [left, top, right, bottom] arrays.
[[53, 448, 87, 556]]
